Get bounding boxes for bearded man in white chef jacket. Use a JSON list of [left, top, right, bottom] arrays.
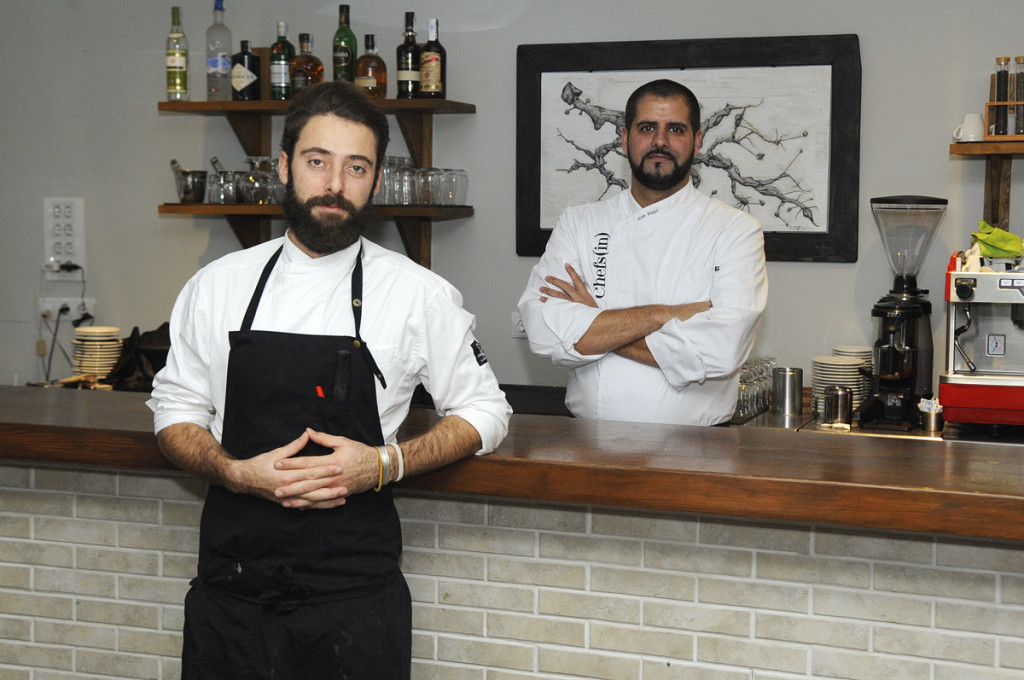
[[518, 79, 768, 426]]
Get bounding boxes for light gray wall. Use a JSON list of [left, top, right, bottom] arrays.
[[1, 0, 1017, 392]]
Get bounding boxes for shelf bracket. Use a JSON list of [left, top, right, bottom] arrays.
[[225, 215, 273, 249], [394, 111, 434, 168], [984, 154, 1013, 229], [394, 217, 432, 269], [225, 113, 274, 158]]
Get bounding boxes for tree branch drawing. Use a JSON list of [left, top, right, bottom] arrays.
[[555, 81, 819, 229]]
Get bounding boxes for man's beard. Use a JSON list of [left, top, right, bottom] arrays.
[[282, 179, 374, 255], [629, 145, 694, 192]]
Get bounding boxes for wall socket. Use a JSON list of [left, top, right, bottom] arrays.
[[510, 311, 527, 338], [43, 197, 85, 281], [39, 297, 96, 321]]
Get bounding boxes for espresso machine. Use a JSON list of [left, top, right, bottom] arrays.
[[856, 196, 947, 431], [939, 252, 1024, 426]]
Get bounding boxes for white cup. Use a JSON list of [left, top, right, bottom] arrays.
[[953, 113, 985, 142]]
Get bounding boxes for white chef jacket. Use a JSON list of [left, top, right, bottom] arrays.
[[149, 234, 510, 453], [518, 182, 768, 426]]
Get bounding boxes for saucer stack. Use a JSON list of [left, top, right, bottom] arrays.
[[811, 347, 872, 414], [832, 344, 873, 402], [73, 326, 122, 378]]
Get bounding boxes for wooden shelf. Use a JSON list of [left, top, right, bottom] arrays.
[[949, 140, 1024, 229], [157, 99, 476, 115], [158, 98, 477, 266], [949, 141, 1024, 155]]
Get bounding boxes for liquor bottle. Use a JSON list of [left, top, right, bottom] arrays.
[[231, 40, 261, 101], [418, 18, 446, 99], [166, 6, 189, 101], [290, 33, 324, 95], [355, 34, 387, 99], [205, 0, 232, 101], [332, 4, 357, 82], [395, 12, 420, 99], [270, 21, 296, 100]]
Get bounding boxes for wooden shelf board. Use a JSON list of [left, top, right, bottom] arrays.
[[159, 204, 473, 221], [949, 141, 1024, 155], [158, 99, 475, 115]]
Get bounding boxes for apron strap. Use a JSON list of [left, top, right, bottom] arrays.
[[240, 246, 283, 332], [352, 247, 388, 390], [238, 243, 386, 390]]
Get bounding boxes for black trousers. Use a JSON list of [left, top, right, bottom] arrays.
[[181, 572, 412, 680]]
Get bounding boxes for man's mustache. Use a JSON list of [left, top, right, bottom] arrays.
[[644, 147, 674, 161], [306, 193, 358, 211]]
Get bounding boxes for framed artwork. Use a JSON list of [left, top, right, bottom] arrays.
[[515, 34, 862, 262]]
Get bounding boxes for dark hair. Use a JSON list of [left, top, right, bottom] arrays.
[[280, 81, 390, 169], [624, 79, 701, 133]]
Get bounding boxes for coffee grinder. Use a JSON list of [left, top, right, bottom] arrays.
[[856, 195, 947, 431]]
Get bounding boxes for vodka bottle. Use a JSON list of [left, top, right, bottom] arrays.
[[205, 0, 232, 101]]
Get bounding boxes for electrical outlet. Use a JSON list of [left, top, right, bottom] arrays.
[[511, 311, 527, 338], [39, 297, 96, 321], [43, 197, 85, 281]]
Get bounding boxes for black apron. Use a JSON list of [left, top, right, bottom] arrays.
[[182, 246, 410, 680]]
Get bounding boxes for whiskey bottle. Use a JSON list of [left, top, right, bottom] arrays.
[[290, 33, 324, 95], [166, 6, 189, 101], [270, 21, 296, 100], [355, 34, 387, 99], [419, 18, 445, 99], [231, 40, 261, 100], [205, 0, 232, 101], [332, 4, 357, 82], [395, 12, 420, 99]]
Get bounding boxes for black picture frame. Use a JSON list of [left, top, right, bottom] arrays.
[[515, 34, 862, 262]]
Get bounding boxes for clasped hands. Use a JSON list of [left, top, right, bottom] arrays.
[[233, 428, 378, 511]]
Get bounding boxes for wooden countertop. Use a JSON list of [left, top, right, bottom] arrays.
[[3, 385, 1024, 542]]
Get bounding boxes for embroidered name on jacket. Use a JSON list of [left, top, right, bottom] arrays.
[[591, 232, 609, 299]]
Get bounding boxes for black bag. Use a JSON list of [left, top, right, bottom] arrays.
[[105, 323, 171, 392]]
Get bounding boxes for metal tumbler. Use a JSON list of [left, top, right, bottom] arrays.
[[771, 367, 803, 415]]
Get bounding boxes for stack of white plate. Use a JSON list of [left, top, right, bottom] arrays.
[[73, 326, 122, 377], [811, 352, 871, 414]]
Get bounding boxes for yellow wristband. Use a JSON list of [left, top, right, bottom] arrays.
[[374, 446, 384, 492]]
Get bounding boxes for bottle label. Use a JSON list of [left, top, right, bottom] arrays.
[[355, 76, 376, 88], [270, 62, 290, 86], [397, 70, 421, 82], [334, 47, 353, 68], [231, 64, 258, 91], [207, 53, 231, 75], [167, 50, 188, 94], [166, 50, 187, 70], [420, 52, 442, 93]]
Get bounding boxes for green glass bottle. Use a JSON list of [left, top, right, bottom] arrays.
[[332, 4, 357, 82], [166, 6, 189, 101], [270, 21, 296, 100]]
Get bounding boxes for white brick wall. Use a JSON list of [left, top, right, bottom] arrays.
[[2, 463, 1024, 679]]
